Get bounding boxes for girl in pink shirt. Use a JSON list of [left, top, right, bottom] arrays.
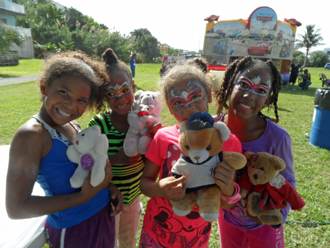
[[139, 59, 243, 248]]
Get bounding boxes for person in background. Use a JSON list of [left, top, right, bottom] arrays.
[[286, 60, 301, 90], [298, 69, 312, 90], [130, 53, 137, 78]]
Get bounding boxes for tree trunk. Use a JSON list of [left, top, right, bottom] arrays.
[[302, 48, 309, 68]]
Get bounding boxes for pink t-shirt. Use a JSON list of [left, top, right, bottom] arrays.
[[143, 124, 242, 248]]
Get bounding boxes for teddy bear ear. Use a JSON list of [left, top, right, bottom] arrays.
[[213, 122, 230, 141], [270, 156, 286, 171], [134, 90, 143, 100], [179, 122, 186, 134], [244, 151, 255, 160]]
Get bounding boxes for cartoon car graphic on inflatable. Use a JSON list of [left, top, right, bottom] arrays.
[[249, 34, 261, 40], [216, 30, 226, 37], [214, 40, 235, 55], [204, 15, 219, 22], [248, 42, 272, 56], [284, 18, 302, 27], [279, 39, 291, 57]]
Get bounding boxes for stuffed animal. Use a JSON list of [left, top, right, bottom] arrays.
[[123, 90, 162, 157], [67, 125, 109, 188], [171, 111, 247, 222], [239, 152, 305, 225]]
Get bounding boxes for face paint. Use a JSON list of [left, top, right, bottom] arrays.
[[105, 81, 131, 99], [234, 75, 271, 97], [168, 79, 208, 112]]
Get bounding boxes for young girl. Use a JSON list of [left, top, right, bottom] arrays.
[[139, 59, 243, 248], [88, 48, 144, 248], [215, 56, 296, 248], [6, 51, 123, 248]]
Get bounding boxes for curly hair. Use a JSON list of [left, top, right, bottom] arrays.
[[159, 58, 213, 103], [216, 56, 282, 123], [40, 51, 109, 113]]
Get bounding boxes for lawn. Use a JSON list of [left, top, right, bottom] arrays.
[[0, 58, 44, 78], [1, 60, 330, 247]]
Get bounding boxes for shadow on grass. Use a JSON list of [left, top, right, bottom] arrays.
[[280, 88, 316, 97], [0, 74, 14, 78]]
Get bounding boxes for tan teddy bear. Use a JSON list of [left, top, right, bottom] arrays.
[[171, 112, 247, 222], [239, 152, 305, 225]]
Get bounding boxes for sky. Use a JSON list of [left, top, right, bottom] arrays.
[[54, 0, 329, 53]]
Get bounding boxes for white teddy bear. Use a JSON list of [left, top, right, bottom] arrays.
[[123, 90, 162, 157], [67, 125, 109, 188]]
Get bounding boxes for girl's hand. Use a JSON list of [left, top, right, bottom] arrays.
[[214, 161, 236, 197], [80, 160, 113, 203], [158, 176, 186, 201], [108, 183, 123, 216]]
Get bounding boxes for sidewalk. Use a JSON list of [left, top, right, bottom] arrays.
[[0, 74, 40, 86]]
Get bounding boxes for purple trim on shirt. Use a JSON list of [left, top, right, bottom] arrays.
[[216, 115, 296, 230]]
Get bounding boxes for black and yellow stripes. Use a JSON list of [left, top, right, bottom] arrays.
[[89, 111, 144, 206]]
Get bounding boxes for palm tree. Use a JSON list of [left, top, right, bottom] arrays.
[[295, 25, 324, 67]]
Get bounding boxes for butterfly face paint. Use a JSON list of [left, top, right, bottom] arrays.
[[168, 79, 208, 112], [234, 75, 271, 97], [105, 81, 131, 99]]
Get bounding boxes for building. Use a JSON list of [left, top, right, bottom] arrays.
[[0, 0, 34, 59]]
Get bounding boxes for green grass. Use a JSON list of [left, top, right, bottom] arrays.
[[1, 61, 330, 247], [0, 58, 44, 78]]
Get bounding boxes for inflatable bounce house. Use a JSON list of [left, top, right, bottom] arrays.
[[202, 6, 301, 91]]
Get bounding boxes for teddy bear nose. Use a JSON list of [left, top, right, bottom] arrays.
[[194, 156, 200, 161], [253, 174, 258, 179], [76, 140, 79, 145]]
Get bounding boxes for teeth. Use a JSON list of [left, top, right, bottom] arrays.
[[117, 103, 128, 109], [58, 109, 71, 117], [240, 103, 251, 109]]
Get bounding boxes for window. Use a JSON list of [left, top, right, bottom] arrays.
[[0, 18, 7, 24]]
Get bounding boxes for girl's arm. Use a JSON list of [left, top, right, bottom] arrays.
[[140, 158, 186, 200], [6, 123, 111, 219]]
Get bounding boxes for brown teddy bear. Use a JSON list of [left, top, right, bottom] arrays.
[[171, 112, 247, 222], [239, 152, 305, 225]]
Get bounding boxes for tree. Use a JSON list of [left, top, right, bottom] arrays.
[[0, 23, 24, 52], [309, 51, 329, 67], [130, 28, 161, 62], [295, 25, 324, 67]]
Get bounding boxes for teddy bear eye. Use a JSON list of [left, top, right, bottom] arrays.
[[206, 145, 211, 150], [260, 167, 264, 171], [185, 145, 190, 150], [82, 134, 85, 136]]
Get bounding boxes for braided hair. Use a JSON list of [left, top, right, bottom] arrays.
[[216, 56, 282, 123]]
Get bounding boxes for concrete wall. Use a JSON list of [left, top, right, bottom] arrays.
[[9, 36, 34, 58], [0, 51, 19, 65]]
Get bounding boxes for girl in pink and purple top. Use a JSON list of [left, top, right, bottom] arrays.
[[215, 56, 297, 248], [139, 58, 243, 248]]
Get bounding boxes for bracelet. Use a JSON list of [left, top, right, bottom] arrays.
[[221, 182, 241, 204]]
